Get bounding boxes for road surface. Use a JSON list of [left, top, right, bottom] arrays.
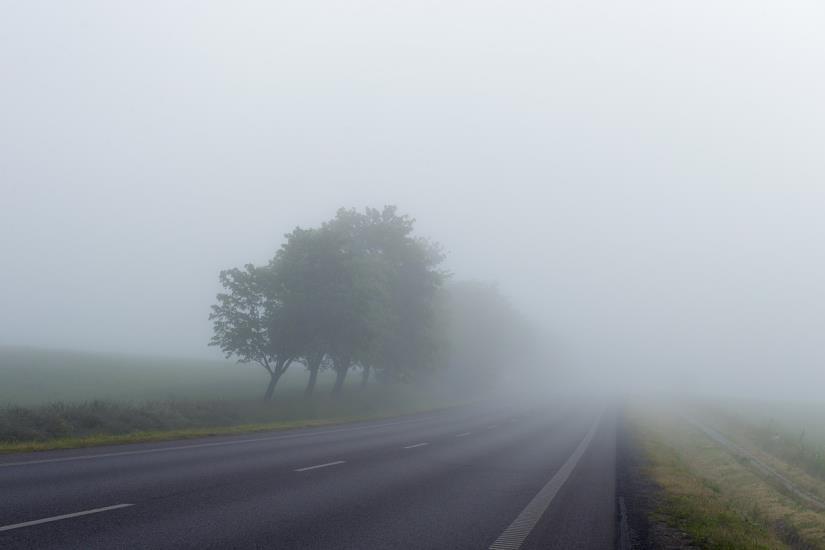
[[0, 401, 616, 549]]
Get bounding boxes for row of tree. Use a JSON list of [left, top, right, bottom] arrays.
[[210, 206, 532, 400]]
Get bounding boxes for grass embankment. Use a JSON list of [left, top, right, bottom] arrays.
[[629, 403, 825, 549], [0, 346, 465, 454], [702, 400, 825, 486]]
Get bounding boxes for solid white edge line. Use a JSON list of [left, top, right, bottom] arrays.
[[0, 504, 134, 532], [488, 412, 603, 550], [293, 460, 346, 472], [0, 415, 440, 468], [402, 442, 429, 449]]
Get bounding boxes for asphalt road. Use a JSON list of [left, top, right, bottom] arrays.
[[0, 400, 616, 549]]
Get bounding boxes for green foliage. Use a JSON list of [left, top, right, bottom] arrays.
[[328, 206, 447, 383], [210, 265, 267, 365]]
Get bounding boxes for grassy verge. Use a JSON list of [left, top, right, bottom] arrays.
[[629, 404, 825, 549], [0, 409, 448, 454], [0, 387, 468, 454]]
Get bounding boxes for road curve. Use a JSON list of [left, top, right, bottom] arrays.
[[0, 400, 616, 549]]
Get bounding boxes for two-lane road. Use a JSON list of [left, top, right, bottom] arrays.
[[0, 400, 616, 549]]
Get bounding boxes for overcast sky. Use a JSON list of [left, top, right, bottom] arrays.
[[2, 1, 824, 398]]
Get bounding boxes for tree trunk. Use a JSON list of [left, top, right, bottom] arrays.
[[360, 365, 371, 390], [304, 363, 320, 398], [331, 363, 349, 395], [263, 370, 281, 401]]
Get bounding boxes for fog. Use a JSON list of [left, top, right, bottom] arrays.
[[3, 2, 824, 400]]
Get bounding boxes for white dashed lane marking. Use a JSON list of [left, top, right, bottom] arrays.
[[0, 504, 134, 533], [294, 460, 346, 472]]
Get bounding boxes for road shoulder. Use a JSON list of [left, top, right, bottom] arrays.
[[616, 410, 697, 549]]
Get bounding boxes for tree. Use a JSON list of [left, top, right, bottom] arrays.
[[321, 226, 390, 395], [349, 206, 447, 384], [269, 227, 339, 398], [209, 264, 297, 400], [269, 221, 389, 396], [288, 206, 448, 390]]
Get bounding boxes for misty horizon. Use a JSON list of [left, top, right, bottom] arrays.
[[3, 1, 825, 400]]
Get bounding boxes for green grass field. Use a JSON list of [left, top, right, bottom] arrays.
[[0, 346, 346, 405]]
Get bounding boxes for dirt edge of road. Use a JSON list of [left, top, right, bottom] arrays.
[[616, 412, 698, 550]]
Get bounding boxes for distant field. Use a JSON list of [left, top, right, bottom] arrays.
[[0, 346, 341, 405]]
